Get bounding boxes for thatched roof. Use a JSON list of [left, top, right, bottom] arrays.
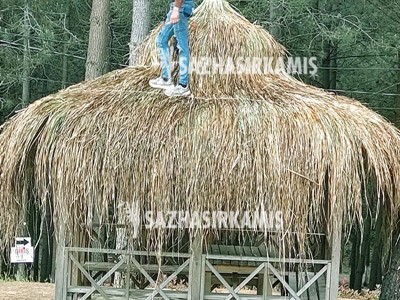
[[1, 0, 400, 255]]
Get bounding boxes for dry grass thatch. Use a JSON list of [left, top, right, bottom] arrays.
[[1, 0, 400, 256]]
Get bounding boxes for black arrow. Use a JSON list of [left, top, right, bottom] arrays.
[[16, 239, 29, 246]]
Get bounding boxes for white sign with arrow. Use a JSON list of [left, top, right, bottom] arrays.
[[10, 237, 34, 263]]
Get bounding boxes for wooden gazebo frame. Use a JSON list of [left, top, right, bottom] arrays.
[[54, 216, 342, 300]]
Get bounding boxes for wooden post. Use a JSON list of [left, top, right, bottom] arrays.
[[232, 273, 239, 289], [55, 226, 66, 300], [125, 254, 131, 300], [326, 216, 342, 300], [188, 234, 203, 300], [257, 274, 263, 295], [204, 271, 212, 294], [263, 264, 273, 298], [258, 264, 273, 298]]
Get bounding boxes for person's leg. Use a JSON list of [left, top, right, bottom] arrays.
[[173, 13, 190, 87], [150, 11, 175, 89], [157, 12, 174, 81]]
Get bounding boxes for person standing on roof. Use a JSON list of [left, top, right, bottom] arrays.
[[149, 0, 195, 97]]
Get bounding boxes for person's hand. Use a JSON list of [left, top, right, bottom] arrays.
[[170, 7, 180, 24]]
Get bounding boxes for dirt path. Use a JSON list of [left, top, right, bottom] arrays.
[[0, 282, 55, 300], [0, 281, 377, 300]]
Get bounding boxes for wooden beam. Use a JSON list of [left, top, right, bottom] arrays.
[[225, 264, 265, 300], [204, 271, 212, 293], [266, 263, 300, 300], [205, 261, 241, 300], [69, 254, 110, 300], [205, 254, 330, 265], [55, 227, 66, 300], [129, 258, 170, 300], [263, 263, 273, 298], [79, 257, 128, 300], [66, 246, 190, 258], [325, 263, 332, 300], [327, 217, 342, 300], [257, 274, 264, 296], [63, 248, 69, 300], [125, 256, 130, 300], [188, 235, 203, 300], [296, 265, 327, 297], [145, 259, 190, 300]]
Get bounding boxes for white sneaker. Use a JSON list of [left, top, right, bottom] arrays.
[[149, 77, 174, 90], [164, 85, 191, 97]]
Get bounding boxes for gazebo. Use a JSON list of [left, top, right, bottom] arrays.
[[1, 0, 400, 299]]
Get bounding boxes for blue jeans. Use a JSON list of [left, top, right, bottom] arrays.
[[157, 2, 194, 86]]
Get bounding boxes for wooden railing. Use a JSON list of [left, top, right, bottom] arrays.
[[201, 254, 331, 300], [60, 247, 331, 300]]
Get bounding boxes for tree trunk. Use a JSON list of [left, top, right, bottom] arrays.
[[129, 0, 151, 66], [39, 201, 54, 282], [269, 0, 283, 40], [369, 205, 383, 290], [321, 1, 339, 90], [349, 227, 361, 290], [380, 231, 400, 299], [354, 212, 371, 291], [330, 44, 338, 90], [321, 40, 331, 89], [30, 203, 41, 281], [395, 50, 400, 127], [85, 0, 110, 80], [364, 228, 371, 286], [22, 4, 30, 106], [61, 0, 71, 89]]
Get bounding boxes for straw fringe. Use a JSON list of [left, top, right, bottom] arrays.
[[0, 0, 399, 256]]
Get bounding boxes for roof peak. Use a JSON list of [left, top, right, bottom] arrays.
[[137, 0, 287, 96]]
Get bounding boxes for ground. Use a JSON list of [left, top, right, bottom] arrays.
[[0, 282, 379, 300], [0, 282, 55, 300]]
